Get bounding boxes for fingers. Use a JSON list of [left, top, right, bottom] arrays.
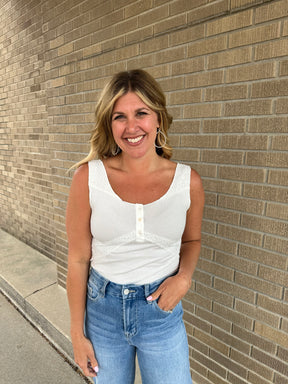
[[146, 274, 190, 311], [73, 337, 99, 377]]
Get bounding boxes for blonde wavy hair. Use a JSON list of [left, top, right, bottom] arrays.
[[73, 69, 173, 168]]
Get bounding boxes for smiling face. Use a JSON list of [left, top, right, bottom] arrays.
[[111, 92, 159, 159]]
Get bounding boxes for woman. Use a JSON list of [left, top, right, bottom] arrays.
[[66, 69, 204, 384]]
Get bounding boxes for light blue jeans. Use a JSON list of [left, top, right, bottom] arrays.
[[85, 268, 192, 384]]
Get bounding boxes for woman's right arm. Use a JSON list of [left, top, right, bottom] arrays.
[[66, 163, 98, 377]]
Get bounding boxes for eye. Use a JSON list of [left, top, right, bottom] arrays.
[[113, 114, 125, 121], [137, 111, 148, 117]]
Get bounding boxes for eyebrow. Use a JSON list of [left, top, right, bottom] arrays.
[[112, 107, 150, 116]]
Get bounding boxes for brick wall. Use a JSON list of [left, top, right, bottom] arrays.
[[0, 0, 287, 383]]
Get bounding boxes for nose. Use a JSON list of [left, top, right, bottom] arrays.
[[126, 116, 137, 133]]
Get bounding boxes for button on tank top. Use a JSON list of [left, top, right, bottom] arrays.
[[89, 160, 191, 284]]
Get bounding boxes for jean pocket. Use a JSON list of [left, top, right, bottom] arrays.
[[152, 299, 173, 315], [87, 275, 106, 302]]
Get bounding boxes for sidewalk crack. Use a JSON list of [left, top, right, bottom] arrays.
[[24, 281, 57, 299]]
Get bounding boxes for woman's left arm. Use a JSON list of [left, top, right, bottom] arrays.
[[147, 169, 204, 311]]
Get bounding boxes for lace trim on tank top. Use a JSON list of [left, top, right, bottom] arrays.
[[91, 160, 189, 205]]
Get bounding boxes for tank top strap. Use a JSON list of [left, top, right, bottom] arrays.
[[88, 159, 111, 194]]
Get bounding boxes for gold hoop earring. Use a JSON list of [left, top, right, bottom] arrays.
[[155, 129, 167, 149]]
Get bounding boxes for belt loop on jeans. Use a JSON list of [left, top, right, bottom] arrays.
[[90, 268, 109, 296]]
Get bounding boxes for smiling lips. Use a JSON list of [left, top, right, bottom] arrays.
[[126, 135, 144, 144]]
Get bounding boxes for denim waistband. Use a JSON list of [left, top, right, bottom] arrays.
[[88, 268, 171, 299]]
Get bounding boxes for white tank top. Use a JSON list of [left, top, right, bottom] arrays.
[[88, 159, 191, 284]]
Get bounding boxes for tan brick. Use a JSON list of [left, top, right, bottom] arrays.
[[191, 163, 217, 178], [246, 152, 288, 168], [49, 35, 64, 49], [218, 223, 263, 246], [233, 324, 277, 355], [254, 324, 288, 351], [155, 46, 186, 65], [203, 119, 246, 133], [154, 14, 186, 35], [218, 195, 265, 215], [202, 233, 238, 254], [224, 100, 272, 116], [252, 79, 288, 98], [276, 98, 288, 114], [196, 307, 232, 333], [138, 4, 169, 27], [202, 149, 244, 165], [169, 0, 206, 15], [235, 299, 280, 327], [258, 265, 288, 287], [226, 62, 276, 83], [188, 35, 227, 58], [230, 349, 273, 381], [126, 26, 153, 44], [213, 302, 253, 330], [248, 117, 288, 133], [235, 272, 283, 299], [205, 84, 248, 101], [140, 35, 169, 54], [194, 329, 230, 356], [102, 36, 126, 52], [197, 259, 234, 281], [169, 89, 202, 105], [50, 77, 65, 88], [170, 120, 201, 134], [170, 24, 205, 46], [248, 371, 275, 384], [188, 0, 230, 25], [207, 47, 252, 69], [115, 44, 139, 61], [57, 42, 73, 56], [114, 17, 138, 37], [197, 283, 234, 307], [268, 170, 288, 186], [221, 135, 268, 150], [255, 39, 288, 60], [266, 202, 288, 220], [239, 244, 288, 269], [186, 70, 224, 88], [279, 59, 288, 76], [204, 206, 240, 225], [242, 213, 288, 237], [83, 43, 102, 58], [219, 165, 266, 183], [183, 103, 222, 118], [158, 76, 185, 91], [127, 53, 154, 69], [284, 19, 288, 36], [255, 0, 288, 24], [172, 148, 200, 163], [214, 278, 256, 304], [125, 0, 153, 18], [229, 22, 281, 48], [80, 19, 101, 37], [243, 184, 288, 204], [171, 57, 205, 75], [207, 9, 253, 36], [180, 135, 218, 147]]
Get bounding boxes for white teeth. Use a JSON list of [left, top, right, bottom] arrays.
[[127, 136, 143, 143]]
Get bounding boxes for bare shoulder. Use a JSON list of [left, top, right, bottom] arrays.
[[69, 163, 89, 201], [189, 167, 204, 202], [72, 163, 89, 183]]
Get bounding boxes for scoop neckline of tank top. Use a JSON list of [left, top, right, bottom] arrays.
[[99, 159, 179, 207]]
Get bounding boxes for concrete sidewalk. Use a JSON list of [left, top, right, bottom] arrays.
[[0, 229, 142, 384]]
